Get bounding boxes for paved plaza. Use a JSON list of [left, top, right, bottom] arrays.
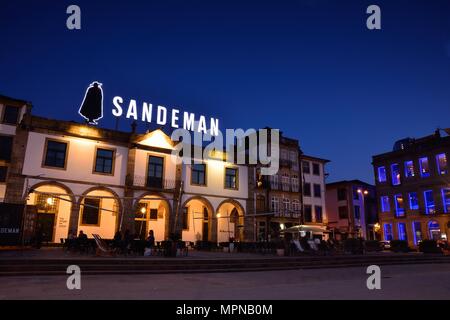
[[1, 262, 449, 300]]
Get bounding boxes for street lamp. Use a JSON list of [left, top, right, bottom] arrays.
[[357, 188, 369, 239]]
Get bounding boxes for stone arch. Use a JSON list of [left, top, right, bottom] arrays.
[[133, 191, 172, 241], [29, 180, 75, 204], [216, 198, 245, 242], [76, 185, 122, 239], [181, 196, 216, 242], [27, 181, 75, 243]]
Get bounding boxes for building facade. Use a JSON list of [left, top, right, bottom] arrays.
[[299, 155, 329, 235], [326, 180, 377, 240], [372, 130, 450, 247], [0, 95, 250, 244], [252, 132, 329, 241]]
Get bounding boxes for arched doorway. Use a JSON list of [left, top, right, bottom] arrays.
[[77, 187, 121, 239], [134, 194, 171, 241], [181, 197, 214, 242], [27, 182, 74, 243], [428, 220, 441, 240], [216, 199, 245, 242]]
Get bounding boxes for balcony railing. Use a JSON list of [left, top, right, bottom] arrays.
[[130, 175, 177, 190], [272, 209, 301, 219], [269, 181, 300, 193]]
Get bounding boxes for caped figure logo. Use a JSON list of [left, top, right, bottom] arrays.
[[78, 81, 103, 124]]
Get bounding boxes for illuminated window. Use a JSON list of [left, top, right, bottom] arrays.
[[302, 161, 310, 174], [191, 163, 206, 185], [225, 167, 238, 189], [391, 163, 401, 185], [2, 105, 19, 124], [428, 220, 441, 240], [404, 160, 415, 178], [436, 153, 448, 175], [398, 222, 407, 241], [35, 193, 59, 213], [424, 190, 435, 214], [304, 205, 312, 222], [408, 192, 419, 210], [315, 206, 323, 222], [380, 196, 390, 212], [412, 221, 422, 245], [384, 223, 393, 241], [81, 198, 100, 225], [94, 148, 114, 174], [394, 194, 405, 217], [377, 166, 387, 183], [419, 157, 430, 177], [441, 188, 450, 213], [44, 140, 68, 169]]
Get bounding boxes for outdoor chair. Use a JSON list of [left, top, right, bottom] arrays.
[[92, 234, 115, 257]]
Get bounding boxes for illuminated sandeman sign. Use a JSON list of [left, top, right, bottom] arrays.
[[112, 96, 220, 136]]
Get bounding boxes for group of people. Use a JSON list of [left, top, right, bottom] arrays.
[[110, 229, 155, 255], [65, 230, 90, 252]]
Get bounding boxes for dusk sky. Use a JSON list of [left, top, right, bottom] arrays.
[[1, 0, 450, 183]]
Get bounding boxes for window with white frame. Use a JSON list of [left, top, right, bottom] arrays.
[[271, 197, 279, 213], [291, 175, 299, 192], [282, 173, 290, 191], [292, 199, 300, 212]]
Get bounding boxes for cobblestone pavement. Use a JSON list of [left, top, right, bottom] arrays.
[[1, 263, 449, 299]]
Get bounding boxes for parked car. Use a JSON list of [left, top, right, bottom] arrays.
[[380, 240, 391, 250]]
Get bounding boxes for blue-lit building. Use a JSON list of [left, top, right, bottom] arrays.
[[372, 130, 450, 248]]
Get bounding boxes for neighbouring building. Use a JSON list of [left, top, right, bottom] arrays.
[[252, 130, 329, 241], [326, 180, 378, 240], [0, 95, 31, 202], [372, 130, 450, 247], [299, 154, 329, 236], [0, 95, 249, 244]]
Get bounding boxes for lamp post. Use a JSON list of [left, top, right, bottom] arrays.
[[357, 188, 369, 239]]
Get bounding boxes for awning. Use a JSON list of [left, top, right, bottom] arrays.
[[281, 225, 328, 234]]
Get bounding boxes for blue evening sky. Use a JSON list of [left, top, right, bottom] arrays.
[[1, 0, 450, 183]]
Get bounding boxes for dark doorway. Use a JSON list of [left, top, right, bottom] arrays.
[[37, 213, 55, 242]]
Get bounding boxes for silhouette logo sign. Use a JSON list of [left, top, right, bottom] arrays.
[[78, 81, 104, 125]]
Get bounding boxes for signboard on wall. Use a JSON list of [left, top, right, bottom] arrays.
[[0, 203, 24, 245]]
